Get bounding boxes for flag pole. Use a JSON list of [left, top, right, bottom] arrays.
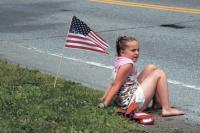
[[53, 45, 65, 88], [53, 16, 74, 88]]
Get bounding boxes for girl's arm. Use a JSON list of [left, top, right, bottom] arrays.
[[102, 64, 133, 106], [100, 84, 112, 101]]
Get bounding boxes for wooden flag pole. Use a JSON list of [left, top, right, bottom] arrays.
[[53, 16, 73, 88], [53, 46, 65, 88]]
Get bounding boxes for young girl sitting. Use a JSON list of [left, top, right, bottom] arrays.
[[98, 36, 185, 117]]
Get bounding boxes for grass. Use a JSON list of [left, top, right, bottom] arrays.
[[0, 60, 146, 133]]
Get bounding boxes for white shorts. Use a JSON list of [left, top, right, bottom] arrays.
[[129, 84, 145, 109]]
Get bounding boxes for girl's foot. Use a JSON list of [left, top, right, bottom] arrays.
[[162, 108, 185, 117]]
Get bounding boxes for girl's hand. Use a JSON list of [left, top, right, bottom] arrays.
[[97, 102, 106, 108]]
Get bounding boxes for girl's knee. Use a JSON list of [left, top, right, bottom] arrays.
[[146, 64, 157, 71], [155, 69, 166, 77]]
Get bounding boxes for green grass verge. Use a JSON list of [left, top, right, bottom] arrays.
[[0, 60, 146, 133]]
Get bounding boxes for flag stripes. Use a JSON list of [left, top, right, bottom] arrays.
[[88, 31, 109, 49], [65, 33, 108, 54], [65, 16, 109, 54]]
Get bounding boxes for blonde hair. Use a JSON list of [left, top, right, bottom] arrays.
[[116, 36, 138, 56]]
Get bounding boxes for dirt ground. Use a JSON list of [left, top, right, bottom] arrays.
[[138, 112, 200, 133]]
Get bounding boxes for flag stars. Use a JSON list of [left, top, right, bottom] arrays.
[[69, 16, 91, 36]]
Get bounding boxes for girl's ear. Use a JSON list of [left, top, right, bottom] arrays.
[[120, 50, 124, 56]]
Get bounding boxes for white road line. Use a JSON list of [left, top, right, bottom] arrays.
[[20, 45, 200, 91]]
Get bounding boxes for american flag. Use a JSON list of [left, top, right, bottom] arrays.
[[65, 16, 109, 54]]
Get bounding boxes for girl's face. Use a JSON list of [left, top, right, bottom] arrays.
[[121, 40, 140, 62]]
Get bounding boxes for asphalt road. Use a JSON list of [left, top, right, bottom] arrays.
[[1, 0, 200, 125]]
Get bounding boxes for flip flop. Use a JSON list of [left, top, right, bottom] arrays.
[[132, 112, 155, 125], [125, 102, 139, 118], [139, 116, 155, 125], [133, 112, 153, 120], [115, 105, 155, 125]]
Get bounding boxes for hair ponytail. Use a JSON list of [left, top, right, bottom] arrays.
[[116, 36, 137, 56]]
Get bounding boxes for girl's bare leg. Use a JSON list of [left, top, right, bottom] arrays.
[[137, 64, 157, 83], [152, 92, 162, 109], [137, 64, 161, 109], [140, 69, 185, 116]]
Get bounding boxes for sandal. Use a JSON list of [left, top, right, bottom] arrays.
[[125, 102, 139, 118], [114, 102, 155, 125], [139, 115, 155, 125], [133, 112, 153, 120]]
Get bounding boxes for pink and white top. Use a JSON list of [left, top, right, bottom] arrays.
[[113, 56, 140, 109]]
